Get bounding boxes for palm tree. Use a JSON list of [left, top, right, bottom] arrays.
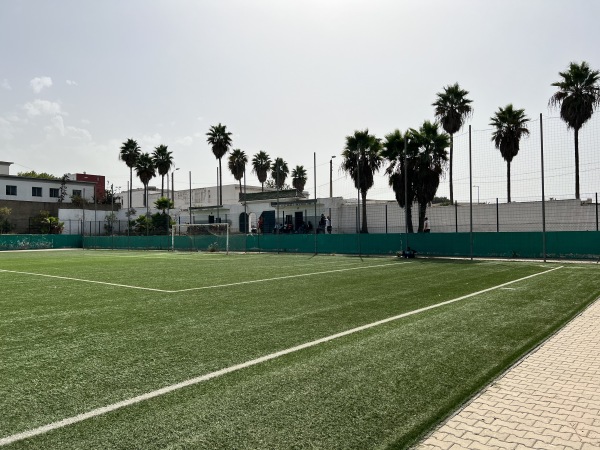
[[228, 149, 247, 194], [432, 83, 473, 204], [549, 61, 600, 199], [490, 105, 530, 203], [252, 151, 271, 192], [152, 144, 173, 197], [135, 152, 156, 216], [341, 129, 383, 233], [412, 121, 450, 231], [383, 129, 417, 233], [291, 165, 308, 194], [206, 123, 232, 205], [119, 138, 141, 210], [271, 157, 289, 189]]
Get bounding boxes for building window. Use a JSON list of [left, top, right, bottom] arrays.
[[72, 189, 82, 197], [50, 188, 59, 198], [32, 187, 42, 197], [6, 185, 17, 196]]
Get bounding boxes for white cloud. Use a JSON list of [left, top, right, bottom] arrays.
[[23, 99, 63, 117], [81, 118, 91, 125], [50, 115, 65, 136], [45, 114, 91, 141], [0, 117, 16, 140], [140, 133, 162, 149], [66, 79, 78, 86], [1, 79, 11, 90], [30, 76, 53, 93], [176, 136, 193, 146]]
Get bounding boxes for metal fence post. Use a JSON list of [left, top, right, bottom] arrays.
[[496, 198, 499, 232], [596, 192, 598, 231]]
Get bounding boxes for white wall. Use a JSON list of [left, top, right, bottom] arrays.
[[0, 176, 95, 203]]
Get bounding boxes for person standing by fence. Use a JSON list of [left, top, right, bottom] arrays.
[[424, 217, 431, 233]]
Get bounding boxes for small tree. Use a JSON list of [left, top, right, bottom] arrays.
[[154, 196, 174, 214], [35, 211, 64, 234], [0, 207, 14, 233], [58, 174, 69, 204], [104, 212, 118, 235]]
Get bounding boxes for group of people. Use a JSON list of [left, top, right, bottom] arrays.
[[318, 214, 332, 234], [253, 213, 332, 234]]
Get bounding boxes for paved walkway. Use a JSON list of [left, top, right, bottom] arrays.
[[416, 299, 600, 450]]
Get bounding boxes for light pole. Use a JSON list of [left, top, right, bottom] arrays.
[[473, 185, 480, 204], [171, 168, 180, 205], [329, 155, 336, 198]]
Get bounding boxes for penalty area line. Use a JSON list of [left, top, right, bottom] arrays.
[[0, 269, 171, 293], [0, 261, 405, 294], [0, 265, 563, 446]]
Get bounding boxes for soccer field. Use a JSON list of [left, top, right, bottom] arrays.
[[1, 251, 598, 449]]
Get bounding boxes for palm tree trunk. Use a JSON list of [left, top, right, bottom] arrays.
[[361, 190, 368, 233], [449, 134, 454, 204], [161, 175, 165, 197], [507, 161, 511, 203], [406, 203, 414, 234], [218, 159, 223, 206], [261, 181, 264, 192], [574, 128, 580, 200], [129, 168, 133, 212], [418, 201, 427, 232]]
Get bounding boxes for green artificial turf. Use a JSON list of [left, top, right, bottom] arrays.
[[0, 251, 598, 449]]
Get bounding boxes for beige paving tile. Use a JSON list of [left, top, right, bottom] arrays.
[[415, 300, 600, 449]]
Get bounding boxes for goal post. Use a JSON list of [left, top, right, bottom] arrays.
[[171, 223, 229, 254]]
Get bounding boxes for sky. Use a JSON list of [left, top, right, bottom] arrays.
[[1, 0, 599, 202]]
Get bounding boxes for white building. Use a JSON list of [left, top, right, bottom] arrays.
[[0, 162, 95, 203]]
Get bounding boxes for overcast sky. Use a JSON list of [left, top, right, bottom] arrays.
[[1, 0, 599, 202]]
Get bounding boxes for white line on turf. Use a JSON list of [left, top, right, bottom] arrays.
[[0, 269, 172, 292], [0, 265, 563, 446], [0, 261, 404, 294], [172, 262, 404, 292]]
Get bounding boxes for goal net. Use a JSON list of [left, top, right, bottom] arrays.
[[171, 223, 229, 253]]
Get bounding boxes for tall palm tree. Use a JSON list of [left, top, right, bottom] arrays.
[[228, 149, 247, 194], [549, 61, 600, 199], [490, 105, 530, 203], [135, 152, 156, 216], [383, 129, 416, 233], [152, 144, 173, 197], [432, 83, 473, 204], [271, 157, 289, 189], [341, 129, 383, 233], [119, 138, 141, 210], [412, 121, 450, 231], [291, 165, 308, 194], [252, 151, 271, 192], [206, 123, 232, 205]]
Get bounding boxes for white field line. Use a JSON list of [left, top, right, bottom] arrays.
[[0, 265, 563, 446], [173, 262, 403, 292], [0, 269, 172, 293], [0, 261, 404, 294]]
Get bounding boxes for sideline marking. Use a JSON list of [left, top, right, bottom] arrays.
[[0, 269, 171, 292], [0, 261, 404, 294], [0, 265, 563, 446]]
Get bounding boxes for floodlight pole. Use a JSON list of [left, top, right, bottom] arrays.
[[314, 152, 318, 255], [329, 155, 336, 198], [469, 125, 473, 261], [404, 136, 409, 248], [540, 113, 547, 262]]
